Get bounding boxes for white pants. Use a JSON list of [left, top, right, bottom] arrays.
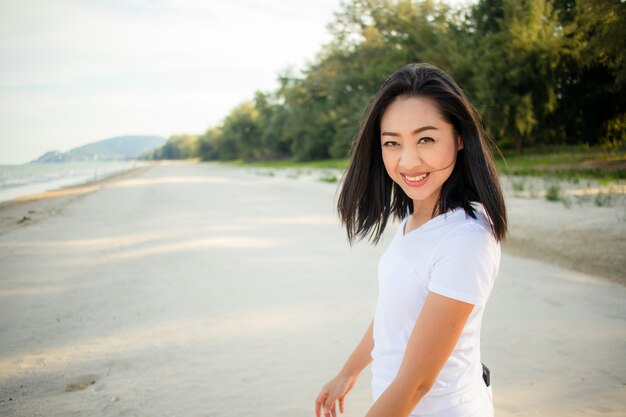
[[373, 376, 494, 417]]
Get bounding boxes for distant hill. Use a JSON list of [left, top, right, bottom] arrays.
[[32, 135, 167, 163]]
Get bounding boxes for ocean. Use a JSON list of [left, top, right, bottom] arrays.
[[0, 161, 148, 203]]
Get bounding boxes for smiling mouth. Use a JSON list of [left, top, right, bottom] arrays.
[[404, 173, 427, 182], [401, 172, 430, 186]]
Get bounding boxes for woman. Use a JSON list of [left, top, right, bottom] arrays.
[[315, 63, 506, 417]]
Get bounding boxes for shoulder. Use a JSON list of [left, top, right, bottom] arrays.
[[430, 209, 500, 267], [427, 209, 501, 306], [441, 208, 496, 247]]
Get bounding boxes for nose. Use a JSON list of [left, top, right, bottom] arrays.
[[399, 145, 424, 171]]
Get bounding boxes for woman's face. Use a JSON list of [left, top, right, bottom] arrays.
[[380, 95, 462, 211]]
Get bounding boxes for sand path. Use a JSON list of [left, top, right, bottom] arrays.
[[0, 161, 624, 416]]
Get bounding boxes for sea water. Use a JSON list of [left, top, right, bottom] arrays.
[[0, 161, 148, 203]]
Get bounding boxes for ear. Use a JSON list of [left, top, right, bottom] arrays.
[[457, 136, 464, 151]]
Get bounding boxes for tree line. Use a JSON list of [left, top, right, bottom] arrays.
[[149, 0, 626, 162]]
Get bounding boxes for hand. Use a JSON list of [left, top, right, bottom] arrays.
[[315, 373, 357, 417]]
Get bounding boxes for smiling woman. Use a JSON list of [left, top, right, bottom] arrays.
[[316, 63, 507, 417], [379, 96, 463, 227]]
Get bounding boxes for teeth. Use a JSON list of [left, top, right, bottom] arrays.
[[405, 173, 427, 182]]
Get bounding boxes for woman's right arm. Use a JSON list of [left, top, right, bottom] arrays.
[[315, 320, 374, 417]]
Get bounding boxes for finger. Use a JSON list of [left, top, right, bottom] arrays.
[[316, 396, 328, 417], [323, 400, 334, 417], [315, 393, 326, 417], [339, 397, 345, 414]]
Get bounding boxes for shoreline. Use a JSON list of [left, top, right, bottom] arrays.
[[0, 162, 158, 236]]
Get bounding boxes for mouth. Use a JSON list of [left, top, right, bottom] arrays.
[[401, 172, 429, 187]]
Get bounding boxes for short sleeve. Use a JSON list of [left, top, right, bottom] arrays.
[[427, 223, 500, 307]]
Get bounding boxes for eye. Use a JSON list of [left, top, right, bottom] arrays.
[[417, 137, 435, 144], [382, 140, 399, 148]]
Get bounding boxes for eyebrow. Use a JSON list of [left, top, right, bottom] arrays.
[[381, 125, 438, 136]]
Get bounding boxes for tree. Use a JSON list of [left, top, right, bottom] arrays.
[[166, 0, 625, 161], [552, 0, 626, 147], [220, 101, 261, 160], [470, 0, 562, 152], [198, 127, 223, 161], [153, 134, 198, 159]]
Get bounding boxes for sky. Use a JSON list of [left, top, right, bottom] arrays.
[[0, 0, 473, 165]]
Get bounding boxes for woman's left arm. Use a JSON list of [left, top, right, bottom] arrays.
[[364, 291, 475, 417]]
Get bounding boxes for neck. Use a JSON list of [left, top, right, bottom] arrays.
[[411, 191, 441, 218], [404, 207, 435, 234]]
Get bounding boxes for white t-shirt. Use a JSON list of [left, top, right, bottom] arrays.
[[371, 206, 500, 415]]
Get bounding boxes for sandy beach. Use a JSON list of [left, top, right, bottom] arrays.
[[0, 161, 624, 417]]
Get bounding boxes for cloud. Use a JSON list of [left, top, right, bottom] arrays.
[[0, 0, 339, 163]]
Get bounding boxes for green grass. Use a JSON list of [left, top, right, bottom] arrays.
[[494, 146, 626, 180], [219, 147, 626, 181], [511, 179, 526, 192], [319, 175, 339, 183], [545, 183, 563, 202], [594, 193, 614, 207]]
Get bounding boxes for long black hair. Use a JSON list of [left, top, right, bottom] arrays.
[[337, 63, 507, 244]]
